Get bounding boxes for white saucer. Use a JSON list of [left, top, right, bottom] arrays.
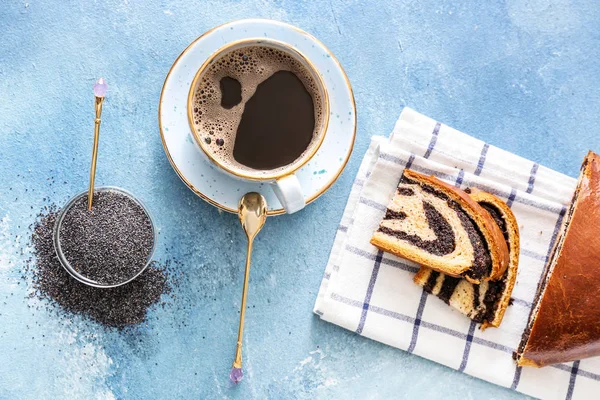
[[159, 19, 356, 215]]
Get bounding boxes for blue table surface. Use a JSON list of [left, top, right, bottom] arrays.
[[2, 1, 599, 398]]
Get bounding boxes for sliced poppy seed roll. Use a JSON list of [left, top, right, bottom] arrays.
[[370, 170, 509, 283], [414, 188, 520, 329]]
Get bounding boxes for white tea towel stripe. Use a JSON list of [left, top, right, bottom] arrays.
[[389, 110, 575, 205], [314, 137, 386, 306], [313, 108, 599, 400]]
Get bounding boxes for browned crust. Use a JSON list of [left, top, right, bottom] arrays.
[[404, 170, 509, 282], [469, 189, 520, 329], [516, 151, 600, 367], [413, 266, 432, 285], [371, 233, 468, 277], [515, 357, 542, 368]]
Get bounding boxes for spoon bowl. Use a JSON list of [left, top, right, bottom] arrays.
[[238, 192, 268, 241]]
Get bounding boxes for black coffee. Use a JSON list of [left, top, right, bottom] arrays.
[[191, 44, 324, 174], [220, 76, 242, 109], [233, 70, 315, 169]]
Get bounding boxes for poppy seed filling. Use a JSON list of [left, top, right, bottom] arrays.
[[379, 176, 492, 280], [419, 199, 511, 325]]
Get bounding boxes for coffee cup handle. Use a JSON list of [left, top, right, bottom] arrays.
[[272, 174, 305, 214]]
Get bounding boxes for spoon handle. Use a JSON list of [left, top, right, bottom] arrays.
[[231, 238, 253, 382], [88, 96, 104, 210]]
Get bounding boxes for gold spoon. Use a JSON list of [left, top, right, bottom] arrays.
[[230, 192, 267, 384]]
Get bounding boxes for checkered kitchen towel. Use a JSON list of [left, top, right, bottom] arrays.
[[314, 108, 600, 399]]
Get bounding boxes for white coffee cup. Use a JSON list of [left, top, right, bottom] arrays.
[[187, 38, 330, 214]]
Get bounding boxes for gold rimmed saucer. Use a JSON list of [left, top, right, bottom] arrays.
[[158, 19, 356, 215]]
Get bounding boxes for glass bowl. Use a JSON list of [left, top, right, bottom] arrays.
[[52, 186, 157, 288]]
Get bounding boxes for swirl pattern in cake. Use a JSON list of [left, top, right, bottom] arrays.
[[414, 188, 520, 329], [370, 170, 509, 284]]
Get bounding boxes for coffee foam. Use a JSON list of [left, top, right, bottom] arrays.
[[191, 44, 324, 176]]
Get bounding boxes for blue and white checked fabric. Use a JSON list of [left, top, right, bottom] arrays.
[[314, 108, 600, 400]]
